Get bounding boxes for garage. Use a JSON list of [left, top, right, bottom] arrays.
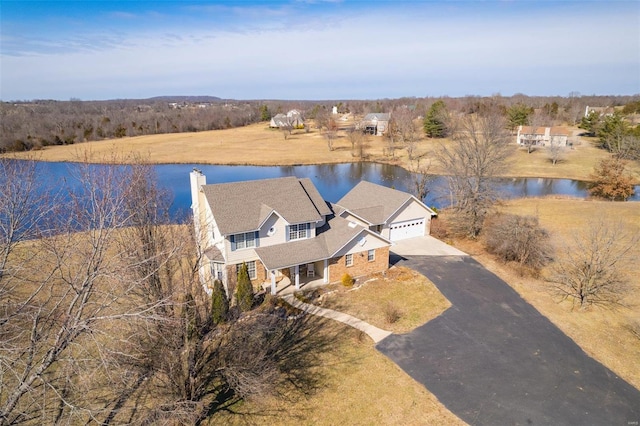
[[389, 218, 425, 241]]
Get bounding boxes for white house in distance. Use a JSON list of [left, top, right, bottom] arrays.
[[269, 109, 304, 129], [190, 171, 436, 296], [516, 125, 570, 147]]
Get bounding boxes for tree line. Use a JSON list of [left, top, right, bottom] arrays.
[[2, 94, 639, 153]]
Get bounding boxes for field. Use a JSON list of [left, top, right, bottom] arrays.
[[6, 121, 640, 183], [451, 198, 640, 390]]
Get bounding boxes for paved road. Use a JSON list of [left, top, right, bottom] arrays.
[[377, 255, 640, 426]]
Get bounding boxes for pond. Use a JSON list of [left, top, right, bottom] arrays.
[[21, 161, 640, 222]]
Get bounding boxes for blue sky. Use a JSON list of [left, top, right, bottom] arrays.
[[1, 1, 639, 101]]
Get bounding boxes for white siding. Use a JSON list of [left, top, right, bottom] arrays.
[[259, 214, 289, 246]]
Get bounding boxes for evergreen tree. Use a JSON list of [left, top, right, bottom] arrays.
[[236, 262, 254, 312], [423, 100, 448, 138], [579, 110, 601, 136], [506, 103, 533, 132], [260, 104, 270, 121], [211, 279, 229, 324]]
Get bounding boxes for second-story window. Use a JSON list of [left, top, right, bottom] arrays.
[[232, 231, 258, 250], [289, 223, 310, 241]]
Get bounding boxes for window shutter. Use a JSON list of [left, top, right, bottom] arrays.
[[254, 231, 259, 247], [230, 235, 236, 251]]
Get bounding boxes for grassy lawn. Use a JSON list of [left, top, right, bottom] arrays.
[[451, 198, 640, 390], [7, 122, 638, 182], [301, 266, 451, 334]]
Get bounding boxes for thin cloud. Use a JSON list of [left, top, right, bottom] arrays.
[[1, 1, 637, 100]]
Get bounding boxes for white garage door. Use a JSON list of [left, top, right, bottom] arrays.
[[389, 218, 425, 241]]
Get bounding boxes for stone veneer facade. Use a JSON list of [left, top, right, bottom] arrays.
[[328, 246, 390, 283]]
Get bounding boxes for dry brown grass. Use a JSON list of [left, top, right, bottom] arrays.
[[210, 266, 461, 425], [452, 198, 640, 390], [4, 122, 391, 166], [505, 130, 640, 182], [310, 266, 451, 334], [214, 321, 463, 426], [6, 123, 639, 182]]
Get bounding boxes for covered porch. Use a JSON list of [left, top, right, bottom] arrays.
[[255, 238, 333, 296], [260, 259, 329, 295], [261, 270, 327, 295]]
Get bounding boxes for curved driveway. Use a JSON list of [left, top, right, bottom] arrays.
[[377, 255, 640, 425]]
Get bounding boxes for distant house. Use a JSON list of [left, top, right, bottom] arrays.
[[269, 109, 305, 129], [584, 106, 614, 118], [516, 126, 570, 147], [359, 113, 390, 136], [189, 172, 436, 296]]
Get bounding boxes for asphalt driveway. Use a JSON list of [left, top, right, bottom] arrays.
[[377, 255, 640, 425]]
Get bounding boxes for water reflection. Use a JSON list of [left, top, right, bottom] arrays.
[[10, 161, 640, 223]]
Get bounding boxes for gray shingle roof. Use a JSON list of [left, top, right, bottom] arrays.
[[337, 181, 428, 225], [255, 214, 388, 270], [363, 113, 390, 122], [203, 245, 224, 262], [299, 178, 332, 217], [202, 177, 324, 235]]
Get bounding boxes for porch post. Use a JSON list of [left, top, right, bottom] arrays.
[[270, 270, 277, 295], [323, 259, 329, 283], [294, 265, 300, 290]]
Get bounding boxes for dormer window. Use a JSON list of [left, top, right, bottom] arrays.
[[289, 223, 310, 241]]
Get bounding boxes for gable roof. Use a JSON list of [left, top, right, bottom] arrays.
[[255, 214, 390, 270], [337, 181, 434, 225], [201, 177, 326, 235], [518, 126, 569, 137], [549, 126, 569, 136], [363, 113, 390, 122]]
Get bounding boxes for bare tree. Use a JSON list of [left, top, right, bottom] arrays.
[[391, 107, 419, 160], [0, 157, 174, 424], [281, 122, 293, 140], [548, 219, 638, 309], [484, 213, 551, 276], [436, 111, 514, 238], [523, 112, 544, 154], [407, 158, 433, 202], [547, 140, 565, 165], [348, 127, 367, 159], [324, 118, 338, 151], [0, 157, 57, 282]]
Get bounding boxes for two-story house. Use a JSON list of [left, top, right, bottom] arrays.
[[516, 125, 570, 147], [190, 171, 407, 296]]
